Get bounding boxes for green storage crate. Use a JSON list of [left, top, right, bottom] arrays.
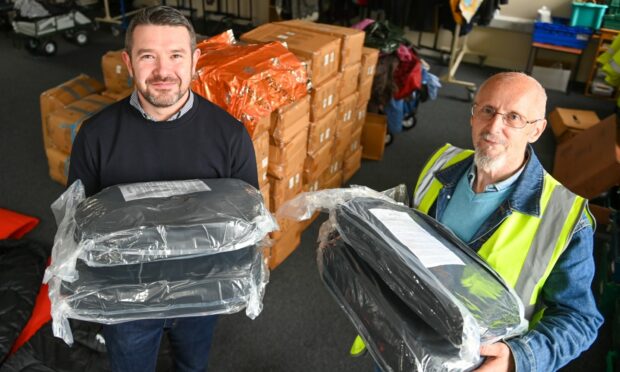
[[571, 2, 608, 29]]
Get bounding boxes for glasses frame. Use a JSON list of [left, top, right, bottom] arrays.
[[471, 104, 544, 129]]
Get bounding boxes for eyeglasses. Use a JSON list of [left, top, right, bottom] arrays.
[[471, 104, 544, 129]]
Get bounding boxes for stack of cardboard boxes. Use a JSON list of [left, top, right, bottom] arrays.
[[41, 52, 133, 185], [551, 109, 620, 224]]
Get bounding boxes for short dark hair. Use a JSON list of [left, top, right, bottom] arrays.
[[125, 6, 196, 55]]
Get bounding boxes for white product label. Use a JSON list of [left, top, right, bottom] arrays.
[[119, 180, 210, 201], [322, 98, 328, 109], [261, 157, 268, 169], [288, 176, 294, 189], [262, 172, 267, 181], [115, 65, 122, 74], [330, 51, 335, 63], [324, 54, 329, 66], [368, 66, 374, 75], [346, 110, 352, 122], [319, 132, 325, 143], [328, 94, 333, 106], [325, 128, 331, 139], [358, 110, 364, 120], [295, 173, 300, 184], [277, 34, 288, 40], [369, 208, 465, 268]]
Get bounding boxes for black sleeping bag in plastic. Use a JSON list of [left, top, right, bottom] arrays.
[[73, 179, 273, 266], [58, 245, 263, 323], [333, 197, 524, 346]]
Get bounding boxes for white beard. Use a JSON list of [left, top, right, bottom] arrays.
[[474, 150, 506, 173]]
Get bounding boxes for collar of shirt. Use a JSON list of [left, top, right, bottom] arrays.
[[466, 149, 530, 192], [129, 90, 194, 121]]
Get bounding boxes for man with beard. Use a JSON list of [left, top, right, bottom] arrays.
[[411, 72, 602, 372], [68, 6, 257, 372]]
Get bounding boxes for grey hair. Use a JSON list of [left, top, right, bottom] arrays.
[[125, 6, 196, 55]]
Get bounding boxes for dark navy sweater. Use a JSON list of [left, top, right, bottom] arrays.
[[68, 95, 258, 196]]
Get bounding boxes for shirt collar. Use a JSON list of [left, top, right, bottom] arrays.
[[435, 145, 544, 217], [129, 90, 194, 121]]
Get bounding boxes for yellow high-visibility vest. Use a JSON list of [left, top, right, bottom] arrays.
[[413, 143, 590, 324]]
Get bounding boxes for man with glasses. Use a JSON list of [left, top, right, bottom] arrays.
[[412, 72, 602, 372]]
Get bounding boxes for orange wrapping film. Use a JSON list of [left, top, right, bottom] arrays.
[[191, 39, 308, 138]]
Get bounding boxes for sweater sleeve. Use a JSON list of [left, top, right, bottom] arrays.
[[67, 124, 99, 197]]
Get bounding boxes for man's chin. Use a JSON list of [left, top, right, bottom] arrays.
[[146, 93, 182, 108]]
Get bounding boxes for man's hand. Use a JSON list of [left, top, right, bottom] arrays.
[[473, 342, 515, 372]]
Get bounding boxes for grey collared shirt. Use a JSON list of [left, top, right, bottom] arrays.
[[129, 90, 194, 121]]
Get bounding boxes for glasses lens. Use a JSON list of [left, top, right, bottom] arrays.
[[504, 112, 526, 128]]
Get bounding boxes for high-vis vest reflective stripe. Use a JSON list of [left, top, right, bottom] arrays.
[[413, 144, 588, 322]]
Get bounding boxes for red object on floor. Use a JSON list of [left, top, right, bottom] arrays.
[[0, 208, 39, 239], [10, 280, 52, 354]]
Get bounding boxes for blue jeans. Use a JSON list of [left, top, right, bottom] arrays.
[[385, 96, 418, 134], [102, 315, 219, 372]]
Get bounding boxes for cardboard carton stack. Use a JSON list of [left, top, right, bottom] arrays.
[[553, 113, 620, 200], [100, 50, 133, 101], [40, 74, 108, 185], [549, 107, 601, 143]]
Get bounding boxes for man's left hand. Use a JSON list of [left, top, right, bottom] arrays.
[[473, 342, 515, 372]]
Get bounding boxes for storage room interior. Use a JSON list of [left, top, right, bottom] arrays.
[[0, 0, 619, 371]]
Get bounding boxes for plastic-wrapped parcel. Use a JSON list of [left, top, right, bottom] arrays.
[[279, 187, 528, 372], [45, 179, 275, 345], [50, 178, 277, 271]]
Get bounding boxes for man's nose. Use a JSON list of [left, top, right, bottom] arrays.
[[487, 112, 505, 131]]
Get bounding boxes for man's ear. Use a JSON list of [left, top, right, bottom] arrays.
[[192, 48, 201, 75], [121, 50, 133, 78], [528, 119, 547, 143]]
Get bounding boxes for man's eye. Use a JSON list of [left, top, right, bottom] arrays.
[[172, 54, 183, 59], [481, 106, 495, 115], [507, 112, 521, 121], [140, 55, 154, 60]]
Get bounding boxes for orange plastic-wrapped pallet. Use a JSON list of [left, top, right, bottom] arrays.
[[191, 40, 308, 137]]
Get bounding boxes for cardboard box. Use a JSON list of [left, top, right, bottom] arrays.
[[271, 96, 310, 138], [277, 20, 364, 69], [270, 107, 309, 146], [320, 156, 343, 187], [549, 108, 600, 143], [589, 203, 613, 226], [310, 73, 341, 121], [531, 60, 572, 92], [343, 146, 363, 183], [252, 130, 270, 187], [359, 47, 379, 86], [338, 62, 361, 98], [553, 114, 620, 199], [45, 146, 70, 186], [308, 108, 336, 155], [269, 167, 303, 212], [46, 94, 115, 154], [355, 100, 369, 128], [240, 23, 341, 85], [260, 182, 270, 212], [269, 223, 301, 270], [254, 115, 271, 138], [334, 120, 357, 158], [336, 92, 359, 127], [303, 177, 322, 193], [101, 50, 133, 93], [322, 169, 343, 189], [40, 74, 104, 148], [304, 140, 333, 182], [269, 126, 309, 179], [346, 127, 363, 157], [358, 78, 373, 105], [361, 113, 387, 160]]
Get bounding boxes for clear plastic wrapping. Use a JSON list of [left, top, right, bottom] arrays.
[[46, 179, 275, 345], [279, 187, 528, 371]]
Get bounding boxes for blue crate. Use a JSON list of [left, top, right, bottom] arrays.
[[533, 17, 593, 49], [571, 1, 608, 29]]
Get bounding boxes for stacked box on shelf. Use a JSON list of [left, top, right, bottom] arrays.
[[40, 74, 108, 185], [333, 92, 360, 159], [362, 113, 388, 161]]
